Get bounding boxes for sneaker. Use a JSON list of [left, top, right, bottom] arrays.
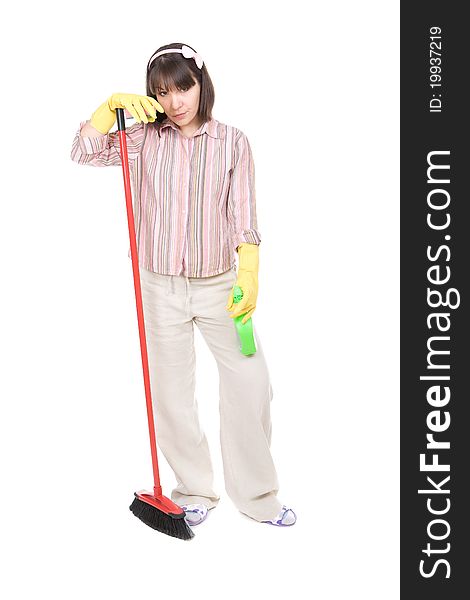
[[262, 505, 297, 526], [181, 503, 209, 526]]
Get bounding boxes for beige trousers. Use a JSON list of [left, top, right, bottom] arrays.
[[139, 265, 283, 522]]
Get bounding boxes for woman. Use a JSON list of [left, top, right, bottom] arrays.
[[70, 42, 296, 528]]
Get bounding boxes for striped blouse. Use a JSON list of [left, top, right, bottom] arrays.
[[70, 116, 261, 277]]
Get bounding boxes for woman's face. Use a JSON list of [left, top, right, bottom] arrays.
[[156, 78, 201, 128]]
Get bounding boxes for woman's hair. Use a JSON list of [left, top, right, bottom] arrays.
[[146, 42, 215, 136]]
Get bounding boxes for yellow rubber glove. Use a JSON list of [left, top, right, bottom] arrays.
[[90, 93, 164, 135], [225, 243, 259, 324]]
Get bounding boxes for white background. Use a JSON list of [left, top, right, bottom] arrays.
[[0, 1, 399, 598]]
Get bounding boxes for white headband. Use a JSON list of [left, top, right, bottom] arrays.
[[149, 45, 204, 69]]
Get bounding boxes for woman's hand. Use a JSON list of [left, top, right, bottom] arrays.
[[108, 93, 164, 122], [225, 243, 259, 325], [90, 93, 164, 135]]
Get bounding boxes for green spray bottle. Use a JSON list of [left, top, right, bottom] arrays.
[[232, 285, 257, 356]]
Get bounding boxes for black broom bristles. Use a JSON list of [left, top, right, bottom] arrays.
[[129, 497, 195, 540]]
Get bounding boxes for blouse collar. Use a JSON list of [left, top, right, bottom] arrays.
[[158, 117, 223, 139]]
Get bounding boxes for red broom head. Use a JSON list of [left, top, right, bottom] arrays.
[[129, 491, 194, 540]]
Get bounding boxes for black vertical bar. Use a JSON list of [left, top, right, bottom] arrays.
[[116, 107, 126, 130], [401, 2, 469, 597]]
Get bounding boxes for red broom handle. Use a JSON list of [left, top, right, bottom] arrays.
[[115, 108, 162, 497]]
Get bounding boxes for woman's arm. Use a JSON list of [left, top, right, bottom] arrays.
[[80, 120, 105, 138], [70, 120, 145, 167], [225, 131, 261, 323], [227, 131, 262, 249]]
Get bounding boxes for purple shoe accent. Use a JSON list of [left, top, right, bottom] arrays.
[[262, 505, 297, 526], [181, 503, 209, 526]]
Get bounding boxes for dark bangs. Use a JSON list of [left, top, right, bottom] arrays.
[[145, 43, 215, 135], [148, 58, 196, 96]]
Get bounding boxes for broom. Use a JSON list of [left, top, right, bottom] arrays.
[[115, 107, 194, 540]]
